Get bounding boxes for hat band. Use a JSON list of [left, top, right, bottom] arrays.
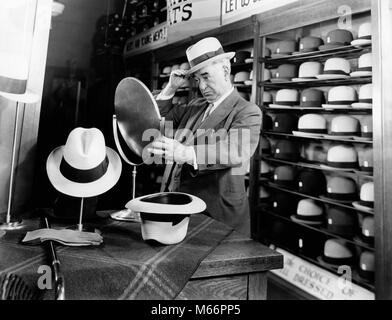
[[299, 128, 328, 134], [326, 192, 357, 201], [323, 70, 350, 76], [327, 161, 358, 169], [362, 132, 373, 138], [0, 75, 27, 94], [360, 165, 374, 172], [294, 214, 324, 222], [300, 101, 323, 108], [359, 98, 372, 103], [323, 255, 354, 266], [140, 212, 189, 226], [60, 156, 109, 184], [275, 101, 298, 106], [359, 35, 372, 40], [189, 47, 225, 68], [327, 100, 357, 105]]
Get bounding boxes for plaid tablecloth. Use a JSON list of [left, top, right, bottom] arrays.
[[0, 212, 233, 300]]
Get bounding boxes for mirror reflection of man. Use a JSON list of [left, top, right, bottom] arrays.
[[149, 37, 261, 236]]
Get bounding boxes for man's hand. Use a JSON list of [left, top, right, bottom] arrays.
[[162, 70, 190, 96], [147, 136, 195, 165]]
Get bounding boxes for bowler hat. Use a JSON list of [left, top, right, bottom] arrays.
[[325, 145, 359, 169], [234, 71, 250, 84], [328, 116, 360, 137], [296, 229, 327, 258], [358, 251, 375, 282], [323, 86, 358, 109], [317, 58, 351, 80], [319, 29, 354, 51], [293, 62, 324, 82], [301, 142, 327, 164], [291, 199, 324, 226], [233, 51, 251, 65], [297, 114, 328, 135], [358, 146, 373, 173], [270, 192, 298, 217], [272, 40, 297, 58], [273, 114, 298, 134], [352, 84, 373, 109], [352, 22, 372, 47], [273, 166, 297, 188], [326, 206, 357, 237], [300, 89, 325, 108], [323, 176, 358, 202], [126, 192, 206, 245], [360, 116, 373, 139], [271, 64, 298, 82], [358, 182, 374, 209], [351, 53, 373, 77], [271, 89, 300, 108], [319, 239, 355, 268], [274, 140, 300, 162], [294, 36, 324, 54], [360, 217, 375, 245], [298, 170, 327, 196]]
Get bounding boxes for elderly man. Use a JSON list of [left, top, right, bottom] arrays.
[[148, 37, 261, 235]]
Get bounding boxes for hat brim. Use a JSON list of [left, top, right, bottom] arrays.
[[269, 104, 296, 109], [351, 39, 372, 47], [352, 202, 375, 214], [318, 44, 343, 51], [350, 71, 372, 78], [322, 104, 353, 109], [126, 192, 206, 215], [244, 58, 254, 64], [352, 102, 372, 109], [292, 78, 318, 82], [316, 74, 350, 80], [46, 146, 122, 198], [290, 215, 324, 226], [187, 52, 236, 74], [293, 131, 324, 138]]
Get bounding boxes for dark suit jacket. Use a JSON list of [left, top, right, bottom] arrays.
[[157, 89, 262, 235]]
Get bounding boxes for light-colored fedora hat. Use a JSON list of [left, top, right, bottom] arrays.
[[186, 37, 235, 74], [126, 192, 206, 245], [47, 128, 122, 198]]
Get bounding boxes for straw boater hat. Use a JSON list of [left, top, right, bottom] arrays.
[[46, 128, 122, 198], [186, 37, 235, 74]]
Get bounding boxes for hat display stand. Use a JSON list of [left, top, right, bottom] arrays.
[[110, 115, 142, 223], [0, 91, 39, 232]]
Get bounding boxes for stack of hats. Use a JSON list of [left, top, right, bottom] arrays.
[[272, 114, 298, 133], [319, 29, 354, 51], [352, 84, 373, 109], [271, 64, 298, 82], [273, 166, 297, 188], [298, 170, 327, 196], [353, 182, 374, 212], [352, 22, 372, 47], [272, 40, 297, 58], [291, 199, 325, 226], [325, 206, 357, 238], [271, 89, 300, 108], [300, 89, 325, 108], [323, 86, 358, 109], [328, 116, 360, 138], [293, 62, 324, 82], [317, 58, 351, 80], [295, 36, 324, 54], [324, 145, 359, 170], [323, 176, 358, 202], [319, 239, 355, 268], [295, 114, 328, 137], [358, 251, 375, 282], [301, 142, 328, 164], [351, 53, 373, 78], [273, 140, 300, 161]]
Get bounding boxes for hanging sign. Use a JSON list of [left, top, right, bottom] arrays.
[[124, 23, 168, 58], [222, 0, 299, 25], [167, 0, 221, 43], [271, 248, 375, 300]]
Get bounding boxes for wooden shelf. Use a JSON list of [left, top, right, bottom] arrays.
[[260, 76, 372, 89], [261, 44, 372, 68], [262, 156, 374, 180], [263, 131, 373, 145], [263, 210, 375, 252], [261, 181, 375, 215]]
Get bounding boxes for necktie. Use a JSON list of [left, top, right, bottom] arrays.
[[202, 103, 214, 122]]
